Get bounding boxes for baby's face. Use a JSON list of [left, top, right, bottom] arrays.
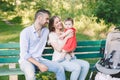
[[64, 21, 73, 29]]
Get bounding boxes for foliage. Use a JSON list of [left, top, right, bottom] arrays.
[[93, 0, 120, 26], [0, 0, 95, 25], [0, 0, 115, 43], [9, 16, 22, 24], [75, 15, 109, 40], [36, 72, 56, 80], [0, 0, 15, 12], [0, 0, 119, 26]]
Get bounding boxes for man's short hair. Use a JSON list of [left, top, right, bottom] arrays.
[[34, 9, 51, 20]]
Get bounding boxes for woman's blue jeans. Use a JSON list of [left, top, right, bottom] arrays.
[[60, 59, 90, 80]]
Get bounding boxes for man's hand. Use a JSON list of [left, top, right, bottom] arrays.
[[37, 63, 48, 72], [27, 57, 48, 72]]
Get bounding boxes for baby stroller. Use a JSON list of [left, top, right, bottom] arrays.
[[89, 27, 120, 80]]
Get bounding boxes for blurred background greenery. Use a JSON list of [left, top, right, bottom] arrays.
[[0, 0, 120, 43], [0, 0, 120, 80]]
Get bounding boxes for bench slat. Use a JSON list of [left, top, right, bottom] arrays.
[[75, 47, 100, 52], [0, 43, 19, 49], [76, 53, 103, 59], [0, 53, 103, 63], [77, 40, 102, 46], [0, 68, 24, 76], [0, 50, 19, 56], [0, 46, 100, 56], [0, 57, 19, 63], [43, 46, 101, 54]]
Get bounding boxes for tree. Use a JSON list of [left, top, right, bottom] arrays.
[[94, 0, 120, 25]]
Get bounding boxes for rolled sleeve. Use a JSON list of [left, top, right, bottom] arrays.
[[24, 53, 31, 60], [20, 29, 31, 60]]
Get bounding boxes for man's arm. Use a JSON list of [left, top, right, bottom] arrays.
[[28, 58, 48, 72], [20, 30, 48, 72]]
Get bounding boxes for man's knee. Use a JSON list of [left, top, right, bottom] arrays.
[[25, 71, 36, 80]]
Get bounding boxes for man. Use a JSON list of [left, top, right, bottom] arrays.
[[19, 9, 65, 80]]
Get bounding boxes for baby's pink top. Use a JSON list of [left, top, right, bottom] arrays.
[[63, 27, 77, 52]]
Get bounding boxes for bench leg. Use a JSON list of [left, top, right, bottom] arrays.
[[9, 75, 18, 80], [9, 63, 18, 80], [89, 71, 93, 80]]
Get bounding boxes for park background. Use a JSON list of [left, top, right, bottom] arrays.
[[0, 0, 120, 80]]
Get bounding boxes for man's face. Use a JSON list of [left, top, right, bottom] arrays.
[[39, 13, 50, 26]]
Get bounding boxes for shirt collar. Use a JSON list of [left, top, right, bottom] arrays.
[[31, 24, 46, 33], [31, 24, 36, 33]]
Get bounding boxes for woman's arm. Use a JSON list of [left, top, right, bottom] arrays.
[[59, 29, 73, 39], [49, 32, 73, 52], [51, 37, 68, 52]]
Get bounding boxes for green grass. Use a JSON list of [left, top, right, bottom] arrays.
[[0, 20, 24, 43]]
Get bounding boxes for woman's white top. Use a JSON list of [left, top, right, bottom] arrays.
[[48, 32, 63, 62]]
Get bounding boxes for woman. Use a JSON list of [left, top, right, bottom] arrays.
[[48, 16, 90, 80]]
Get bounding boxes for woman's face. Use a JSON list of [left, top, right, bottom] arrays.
[[53, 17, 63, 30]]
